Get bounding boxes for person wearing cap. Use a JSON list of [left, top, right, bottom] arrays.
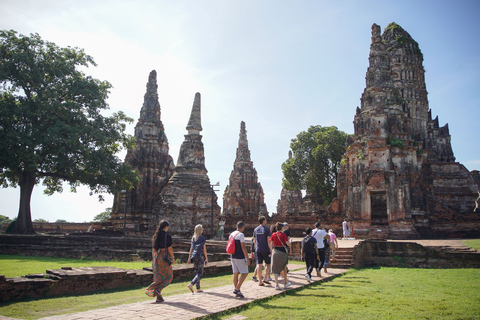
[[300, 227, 319, 283], [328, 229, 338, 260]]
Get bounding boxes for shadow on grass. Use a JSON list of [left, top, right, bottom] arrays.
[[0, 271, 234, 307], [201, 269, 351, 320]]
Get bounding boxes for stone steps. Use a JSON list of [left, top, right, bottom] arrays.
[[328, 247, 354, 268]]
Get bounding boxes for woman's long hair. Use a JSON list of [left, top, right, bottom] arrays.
[[152, 220, 170, 251], [193, 224, 203, 242]]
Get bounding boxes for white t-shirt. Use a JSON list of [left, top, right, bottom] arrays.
[[312, 228, 327, 249]]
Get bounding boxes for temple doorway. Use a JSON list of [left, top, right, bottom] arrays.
[[370, 191, 388, 225]]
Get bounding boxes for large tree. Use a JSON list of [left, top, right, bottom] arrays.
[[282, 125, 347, 205], [0, 30, 138, 234]]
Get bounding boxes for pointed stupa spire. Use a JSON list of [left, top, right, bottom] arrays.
[[235, 121, 251, 163], [139, 70, 162, 122], [186, 92, 202, 134]]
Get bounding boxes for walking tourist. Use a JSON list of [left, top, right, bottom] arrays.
[[312, 222, 328, 278], [187, 224, 208, 294], [145, 220, 174, 303], [217, 217, 226, 240], [323, 227, 331, 273], [328, 228, 338, 260], [300, 227, 319, 283], [253, 215, 272, 286], [229, 221, 250, 298], [271, 222, 291, 290], [342, 218, 350, 239]]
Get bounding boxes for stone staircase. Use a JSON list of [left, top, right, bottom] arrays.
[[328, 247, 354, 268]]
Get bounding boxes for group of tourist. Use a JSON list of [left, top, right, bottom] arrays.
[[145, 217, 341, 302]]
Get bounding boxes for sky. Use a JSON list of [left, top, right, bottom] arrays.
[[1, 0, 479, 223]]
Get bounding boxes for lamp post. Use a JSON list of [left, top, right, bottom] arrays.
[[210, 182, 220, 239], [121, 190, 127, 237]]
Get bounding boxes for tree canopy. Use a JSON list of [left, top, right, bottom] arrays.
[[281, 125, 347, 205], [0, 30, 138, 234], [93, 207, 112, 223]]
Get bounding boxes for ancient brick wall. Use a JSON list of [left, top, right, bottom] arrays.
[[0, 262, 234, 303], [353, 240, 480, 268]]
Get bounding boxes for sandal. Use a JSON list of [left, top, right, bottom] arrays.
[[187, 284, 194, 294]]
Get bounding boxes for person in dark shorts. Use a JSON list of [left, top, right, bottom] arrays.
[[253, 215, 272, 286]]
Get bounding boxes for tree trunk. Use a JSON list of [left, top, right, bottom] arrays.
[[12, 171, 36, 234]]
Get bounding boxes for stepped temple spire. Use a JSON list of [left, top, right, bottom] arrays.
[[109, 70, 175, 234], [335, 23, 479, 239], [160, 93, 220, 236], [223, 121, 267, 217]]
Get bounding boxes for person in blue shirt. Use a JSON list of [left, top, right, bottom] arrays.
[[187, 224, 208, 293], [252, 215, 272, 286]]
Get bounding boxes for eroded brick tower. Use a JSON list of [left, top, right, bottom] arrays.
[[336, 23, 479, 239], [223, 121, 267, 218], [109, 70, 175, 234]]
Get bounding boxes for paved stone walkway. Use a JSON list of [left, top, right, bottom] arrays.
[[35, 264, 348, 320]]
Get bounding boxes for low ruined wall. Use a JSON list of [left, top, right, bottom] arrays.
[[353, 240, 480, 268], [0, 261, 234, 303], [0, 235, 231, 262]]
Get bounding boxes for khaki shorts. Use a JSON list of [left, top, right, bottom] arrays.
[[231, 258, 248, 274]]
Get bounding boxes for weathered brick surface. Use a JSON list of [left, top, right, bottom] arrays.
[[222, 122, 267, 232], [0, 261, 234, 303], [353, 240, 480, 268]]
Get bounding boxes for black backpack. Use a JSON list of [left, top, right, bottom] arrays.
[[302, 235, 315, 254]]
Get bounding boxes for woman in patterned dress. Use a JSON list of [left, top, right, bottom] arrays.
[[145, 220, 174, 302]]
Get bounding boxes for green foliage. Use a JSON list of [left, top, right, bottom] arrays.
[[356, 149, 365, 161], [392, 88, 403, 105], [0, 214, 10, 223], [93, 207, 111, 223], [0, 30, 139, 233], [281, 126, 347, 205], [218, 268, 480, 320], [33, 218, 48, 223], [55, 219, 68, 223], [4, 220, 16, 233], [387, 138, 404, 148], [395, 34, 407, 45], [385, 22, 401, 32]]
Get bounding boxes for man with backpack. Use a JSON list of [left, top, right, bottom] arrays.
[[226, 221, 250, 298], [301, 227, 319, 283]]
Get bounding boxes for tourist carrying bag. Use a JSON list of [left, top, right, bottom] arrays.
[[163, 232, 173, 265], [275, 232, 289, 253], [226, 231, 238, 255]]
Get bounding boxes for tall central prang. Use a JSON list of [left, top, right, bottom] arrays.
[[336, 23, 479, 239]]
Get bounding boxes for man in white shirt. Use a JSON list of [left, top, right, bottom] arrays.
[[311, 222, 328, 278]]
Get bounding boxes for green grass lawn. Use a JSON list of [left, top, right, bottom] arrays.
[[212, 268, 480, 320], [463, 239, 480, 251], [0, 271, 235, 319], [0, 255, 151, 277]]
